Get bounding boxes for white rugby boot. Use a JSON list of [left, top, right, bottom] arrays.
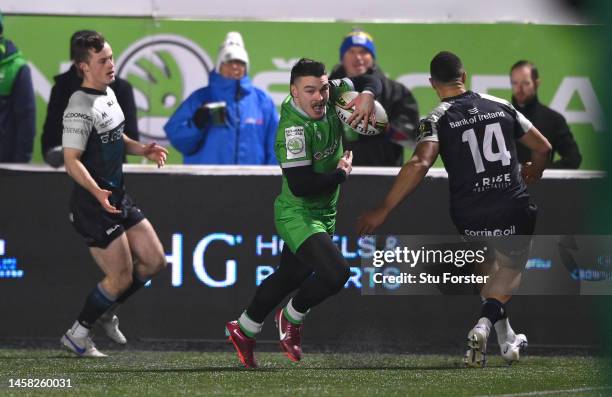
[[61, 324, 107, 358], [495, 317, 527, 365], [98, 313, 127, 345], [500, 333, 528, 365], [464, 319, 490, 368]]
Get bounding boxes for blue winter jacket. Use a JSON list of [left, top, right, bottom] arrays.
[[164, 72, 278, 164]]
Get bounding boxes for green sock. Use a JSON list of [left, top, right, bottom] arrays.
[[238, 312, 262, 338], [284, 299, 307, 324]]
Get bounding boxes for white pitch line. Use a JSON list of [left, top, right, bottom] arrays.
[[474, 386, 612, 397]]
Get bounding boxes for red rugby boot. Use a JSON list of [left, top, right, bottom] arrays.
[[225, 320, 257, 368], [275, 308, 303, 362]]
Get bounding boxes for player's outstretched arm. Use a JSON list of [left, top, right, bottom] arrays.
[[357, 141, 439, 235], [518, 126, 552, 184], [123, 134, 168, 167], [63, 148, 121, 214]]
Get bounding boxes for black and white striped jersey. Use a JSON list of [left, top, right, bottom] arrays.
[[417, 91, 533, 215], [62, 86, 126, 204]]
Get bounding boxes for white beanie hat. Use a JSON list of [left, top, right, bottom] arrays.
[[216, 31, 249, 73]]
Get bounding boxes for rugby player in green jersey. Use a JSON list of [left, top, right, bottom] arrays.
[[226, 58, 382, 368]]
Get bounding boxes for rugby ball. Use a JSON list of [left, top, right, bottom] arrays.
[[335, 91, 388, 136]]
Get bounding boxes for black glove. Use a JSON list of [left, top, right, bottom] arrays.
[[44, 146, 64, 168], [193, 107, 210, 130]]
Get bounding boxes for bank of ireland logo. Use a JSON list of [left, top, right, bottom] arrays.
[[116, 35, 214, 144]]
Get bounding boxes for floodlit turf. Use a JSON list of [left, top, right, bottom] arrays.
[[0, 349, 609, 396]]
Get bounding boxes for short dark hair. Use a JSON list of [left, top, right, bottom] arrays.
[[71, 31, 106, 66], [290, 58, 326, 85], [70, 30, 97, 60], [430, 51, 464, 83], [510, 60, 539, 82]]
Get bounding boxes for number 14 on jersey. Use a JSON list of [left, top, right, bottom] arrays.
[[461, 122, 511, 173]]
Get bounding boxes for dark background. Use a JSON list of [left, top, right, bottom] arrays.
[[0, 167, 606, 351]]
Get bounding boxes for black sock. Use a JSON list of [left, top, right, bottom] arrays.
[[116, 275, 148, 304], [480, 298, 506, 325], [290, 234, 350, 313], [77, 284, 116, 328], [246, 247, 313, 323]]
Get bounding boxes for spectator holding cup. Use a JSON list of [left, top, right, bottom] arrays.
[[164, 32, 278, 164]]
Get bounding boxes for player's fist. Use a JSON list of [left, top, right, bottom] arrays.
[[337, 150, 353, 177], [521, 162, 543, 184]]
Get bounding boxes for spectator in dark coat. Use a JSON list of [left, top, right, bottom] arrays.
[[330, 29, 419, 166], [41, 30, 139, 167], [510, 60, 582, 169], [0, 13, 36, 163]]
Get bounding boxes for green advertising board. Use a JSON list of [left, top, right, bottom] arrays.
[[4, 15, 604, 168]]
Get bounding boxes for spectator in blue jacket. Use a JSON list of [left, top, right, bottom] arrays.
[[0, 12, 36, 163], [164, 32, 278, 164]]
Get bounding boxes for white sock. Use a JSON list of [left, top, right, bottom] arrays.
[[70, 320, 89, 338], [476, 317, 492, 337], [495, 318, 516, 345], [238, 312, 263, 337], [285, 298, 308, 323]]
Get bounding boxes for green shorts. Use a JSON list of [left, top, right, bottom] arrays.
[[274, 203, 336, 253]]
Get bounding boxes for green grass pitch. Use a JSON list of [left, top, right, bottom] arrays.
[[1, 349, 609, 396]]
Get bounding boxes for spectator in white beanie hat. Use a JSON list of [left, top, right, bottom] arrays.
[[164, 31, 279, 164], [215, 31, 249, 74]]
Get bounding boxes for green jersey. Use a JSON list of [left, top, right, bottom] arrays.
[[274, 78, 354, 252]]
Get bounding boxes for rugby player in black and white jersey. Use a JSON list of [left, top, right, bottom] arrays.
[[358, 51, 551, 367], [60, 31, 168, 357]]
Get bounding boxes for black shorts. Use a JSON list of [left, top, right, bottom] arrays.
[[451, 204, 538, 268], [69, 193, 145, 248]]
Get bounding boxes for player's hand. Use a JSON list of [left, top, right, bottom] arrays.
[[343, 92, 376, 130], [143, 142, 169, 168], [94, 189, 121, 214], [521, 162, 543, 184], [337, 150, 353, 177], [357, 206, 389, 235]]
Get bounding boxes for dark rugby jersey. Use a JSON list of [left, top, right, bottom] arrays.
[[417, 91, 533, 215], [62, 86, 126, 206]]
